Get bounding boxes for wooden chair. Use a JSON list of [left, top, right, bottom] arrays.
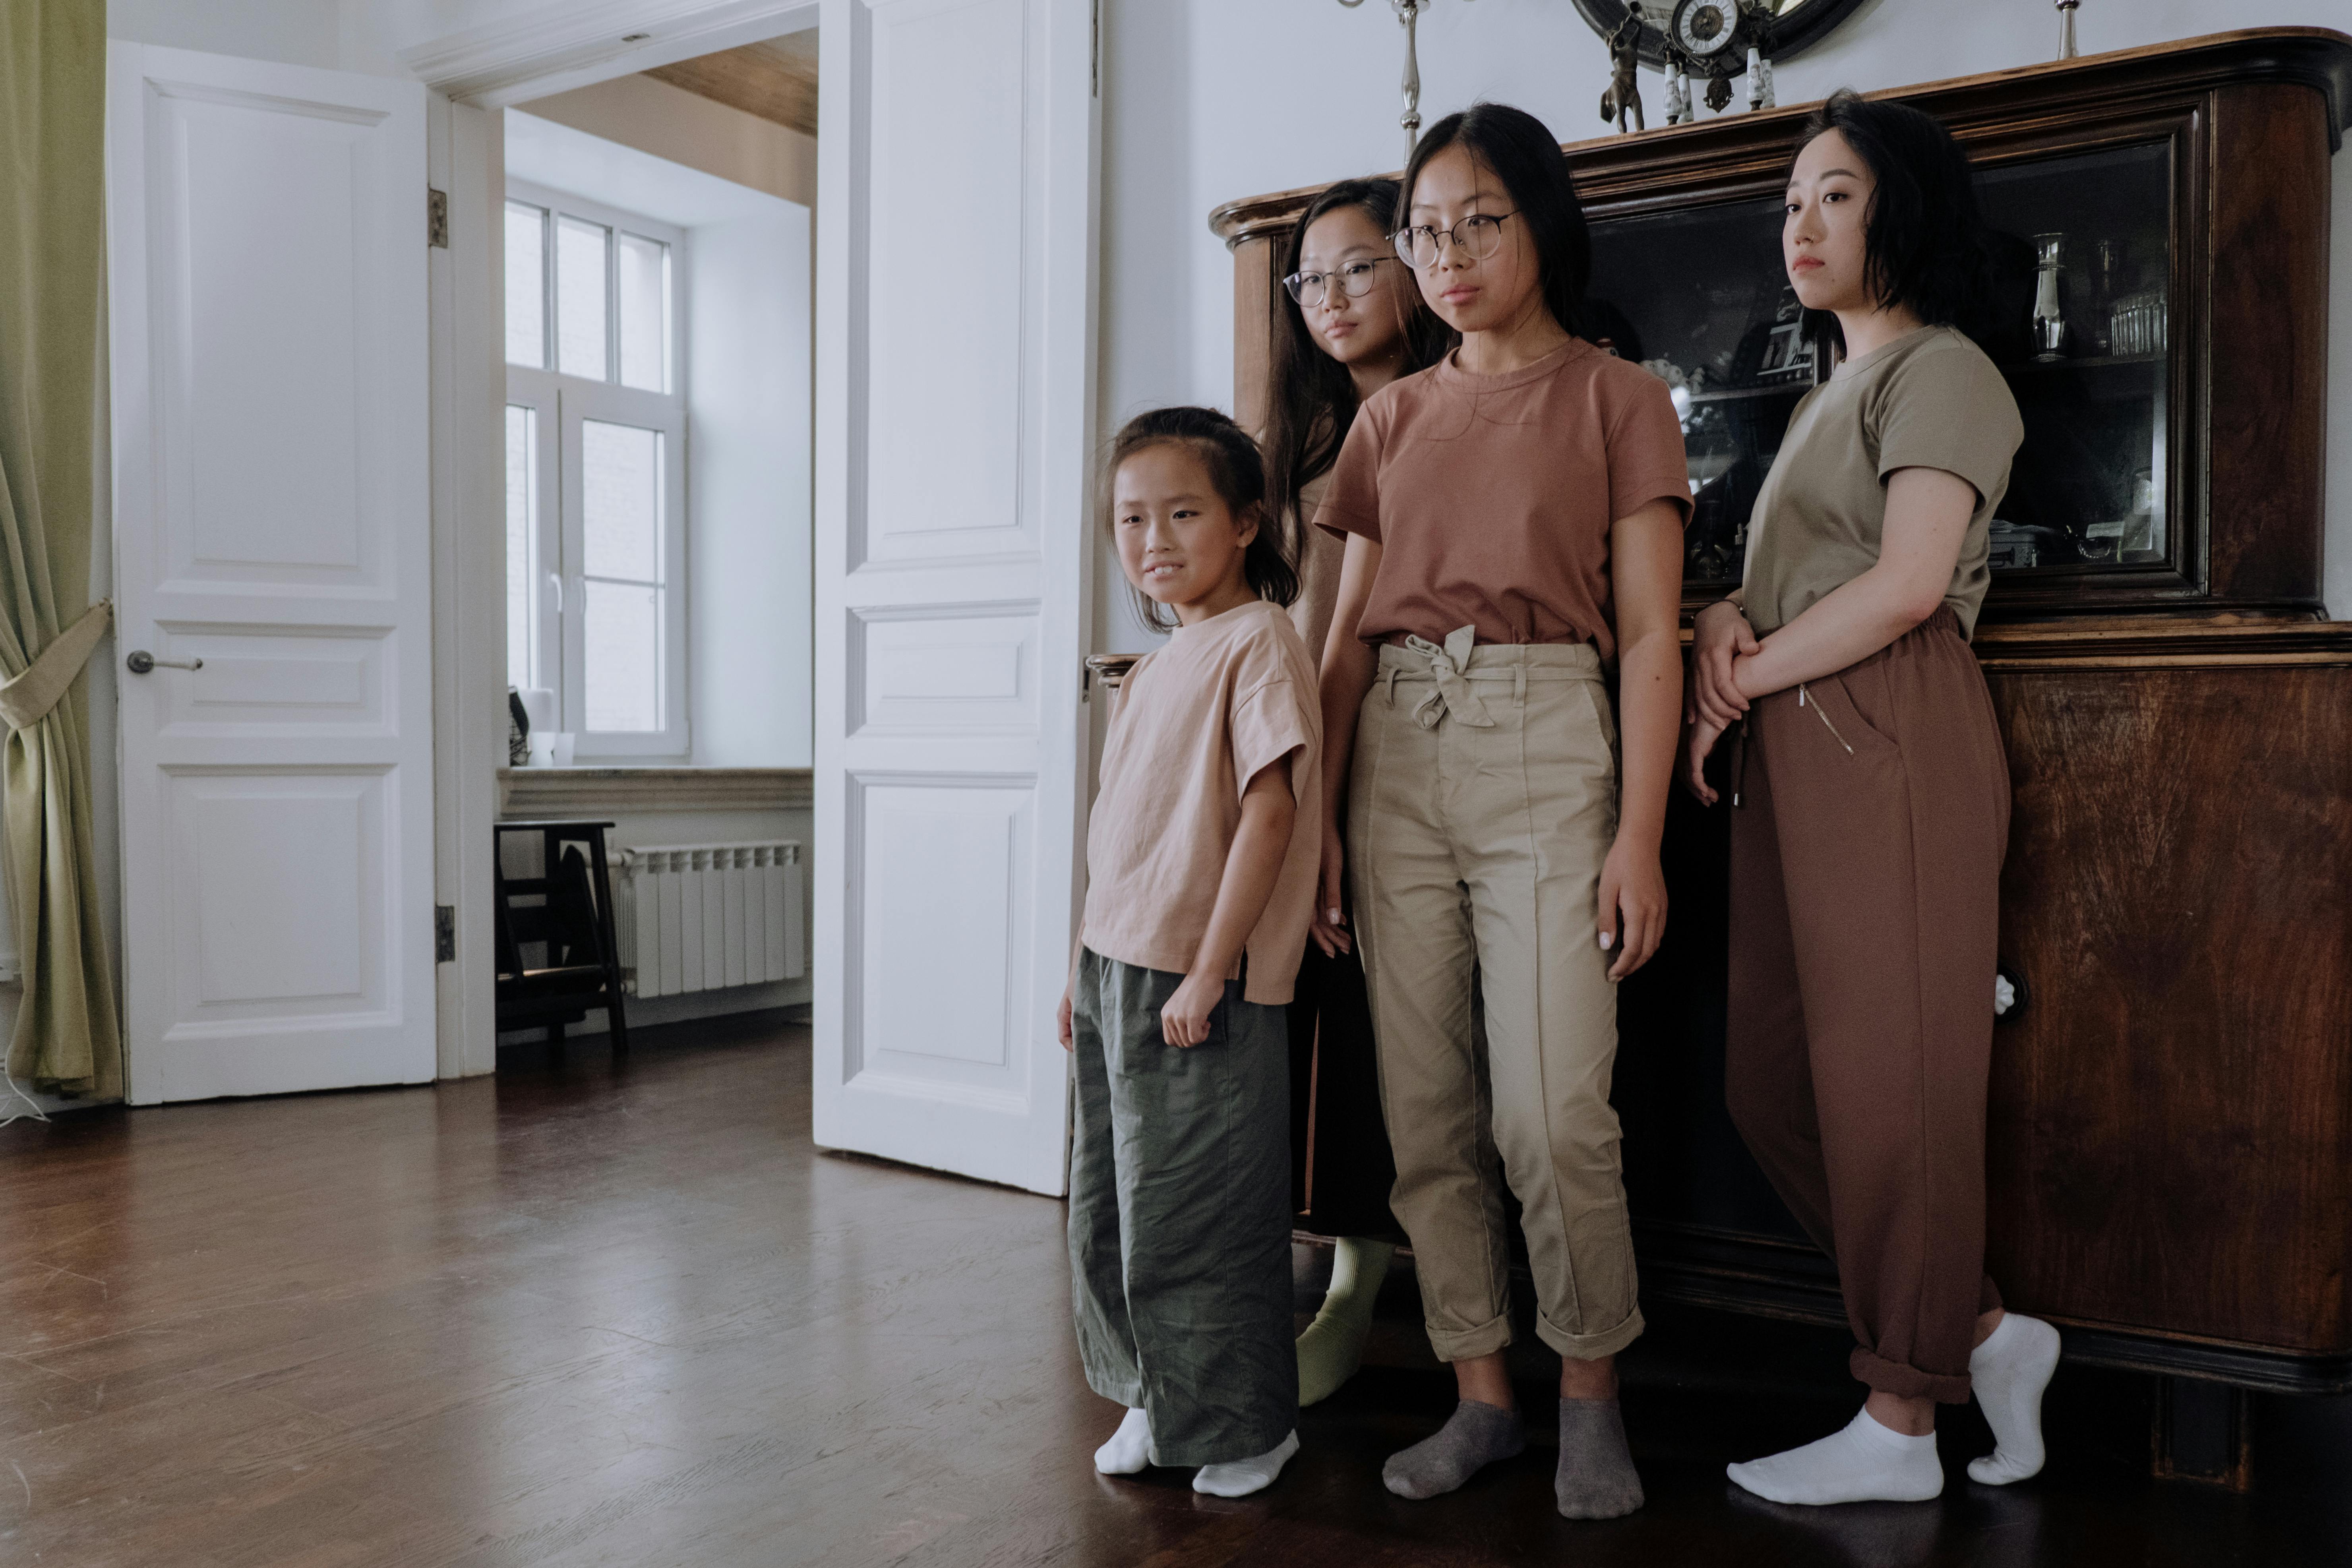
[[494, 819, 629, 1053]]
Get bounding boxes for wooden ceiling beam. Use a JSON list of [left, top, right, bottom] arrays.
[[644, 41, 817, 137]]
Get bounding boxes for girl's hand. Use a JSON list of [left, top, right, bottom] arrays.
[[1691, 601, 1760, 728], [1057, 983, 1074, 1051], [1310, 820, 1352, 957], [1597, 837, 1668, 981], [1681, 712, 1728, 806], [1161, 972, 1224, 1047]]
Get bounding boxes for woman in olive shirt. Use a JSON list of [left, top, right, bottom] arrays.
[[1683, 91, 2060, 1506]]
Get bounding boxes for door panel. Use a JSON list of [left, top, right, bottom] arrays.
[[813, 0, 1096, 1194], [110, 44, 434, 1102]]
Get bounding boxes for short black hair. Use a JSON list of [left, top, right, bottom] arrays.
[[1103, 406, 1298, 635], [1792, 89, 1998, 355], [1399, 102, 1590, 339]]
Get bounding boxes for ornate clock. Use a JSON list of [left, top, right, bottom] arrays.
[[1668, 0, 1748, 111]]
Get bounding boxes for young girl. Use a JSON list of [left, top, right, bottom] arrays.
[[1314, 103, 1689, 1519], [1260, 175, 1447, 1407], [1682, 90, 2060, 1506], [1059, 406, 1323, 1498]]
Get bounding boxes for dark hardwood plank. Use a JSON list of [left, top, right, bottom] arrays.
[[3, 1014, 2348, 1566]]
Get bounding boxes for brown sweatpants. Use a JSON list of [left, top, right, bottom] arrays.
[[1725, 607, 2008, 1405]]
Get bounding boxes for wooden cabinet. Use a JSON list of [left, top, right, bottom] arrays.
[[1210, 28, 2352, 1393]]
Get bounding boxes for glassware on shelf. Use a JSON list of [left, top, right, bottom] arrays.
[[2108, 288, 2167, 357], [2123, 468, 2159, 558], [2087, 238, 2123, 353], [2031, 232, 2069, 360]]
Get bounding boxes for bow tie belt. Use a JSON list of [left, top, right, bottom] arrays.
[[1379, 626, 1602, 730]]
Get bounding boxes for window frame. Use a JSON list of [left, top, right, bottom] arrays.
[[504, 180, 690, 760]]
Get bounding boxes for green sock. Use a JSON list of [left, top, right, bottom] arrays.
[[1296, 1237, 1396, 1405]]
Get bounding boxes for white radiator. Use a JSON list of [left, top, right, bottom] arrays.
[[616, 841, 805, 997]]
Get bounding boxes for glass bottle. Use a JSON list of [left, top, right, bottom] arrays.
[[2031, 232, 2068, 360]]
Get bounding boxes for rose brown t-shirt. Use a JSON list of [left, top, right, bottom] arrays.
[[1314, 338, 1691, 659], [1082, 600, 1323, 1006]]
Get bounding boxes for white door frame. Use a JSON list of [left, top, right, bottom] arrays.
[[405, 0, 820, 1078]]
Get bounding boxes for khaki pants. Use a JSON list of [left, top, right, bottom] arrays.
[[1347, 630, 1643, 1364], [1725, 608, 2008, 1403]]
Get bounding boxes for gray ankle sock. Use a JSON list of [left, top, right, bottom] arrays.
[[1555, 1399, 1644, 1519], [1382, 1399, 1526, 1499]]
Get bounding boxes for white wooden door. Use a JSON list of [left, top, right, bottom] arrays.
[[108, 44, 436, 1103], [811, 0, 1098, 1195]]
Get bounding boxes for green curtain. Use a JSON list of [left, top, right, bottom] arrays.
[[0, 0, 121, 1099]]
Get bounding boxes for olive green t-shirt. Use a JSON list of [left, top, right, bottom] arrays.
[[1739, 324, 2023, 639]]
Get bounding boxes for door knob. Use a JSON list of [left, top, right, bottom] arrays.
[[125, 650, 203, 674]]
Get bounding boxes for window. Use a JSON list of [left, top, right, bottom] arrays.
[[505, 182, 687, 758]]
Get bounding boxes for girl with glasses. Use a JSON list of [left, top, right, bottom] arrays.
[[1312, 102, 1689, 1519], [1260, 176, 1448, 1410], [1682, 89, 2059, 1506]]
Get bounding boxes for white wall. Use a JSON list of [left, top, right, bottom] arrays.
[[690, 207, 816, 766], [108, 0, 347, 68], [1094, 0, 2352, 649]]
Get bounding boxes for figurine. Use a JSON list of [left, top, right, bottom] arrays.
[[1746, 43, 1774, 110], [1600, 10, 1645, 134]]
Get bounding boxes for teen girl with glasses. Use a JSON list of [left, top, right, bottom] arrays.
[[1312, 103, 1688, 1519], [1260, 176, 1448, 1409]]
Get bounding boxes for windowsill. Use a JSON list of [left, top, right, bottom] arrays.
[[497, 765, 813, 815]]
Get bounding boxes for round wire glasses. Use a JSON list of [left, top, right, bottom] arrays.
[[1283, 257, 1400, 307], [1393, 211, 1520, 268]]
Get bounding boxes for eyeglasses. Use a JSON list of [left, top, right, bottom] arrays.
[[1393, 211, 1521, 269], [1283, 257, 1400, 307]]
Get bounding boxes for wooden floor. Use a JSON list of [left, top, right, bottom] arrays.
[[4, 1015, 2349, 1567]]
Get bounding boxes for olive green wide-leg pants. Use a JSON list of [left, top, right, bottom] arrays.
[[1068, 948, 1296, 1466]]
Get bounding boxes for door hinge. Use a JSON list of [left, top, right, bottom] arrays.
[[427, 188, 449, 249], [435, 904, 456, 963]]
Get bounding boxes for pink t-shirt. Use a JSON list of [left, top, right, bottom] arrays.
[[1082, 600, 1322, 1005], [1316, 337, 1691, 660]]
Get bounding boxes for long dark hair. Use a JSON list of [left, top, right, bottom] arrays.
[[1261, 178, 1448, 549], [1791, 89, 1999, 357], [1398, 102, 1592, 341], [1104, 406, 1298, 635]]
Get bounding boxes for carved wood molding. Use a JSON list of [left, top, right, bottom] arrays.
[[498, 766, 814, 816], [1207, 27, 2352, 247], [1973, 618, 2352, 672]]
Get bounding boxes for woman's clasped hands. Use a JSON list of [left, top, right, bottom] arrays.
[[1681, 599, 1761, 806]]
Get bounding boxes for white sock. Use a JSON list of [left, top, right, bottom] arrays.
[[1967, 1313, 2061, 1486], [1094, 1406, 1152, 1475], [1726, 1409, 1943, 1505], [1192, 1429, 1300, 1497]]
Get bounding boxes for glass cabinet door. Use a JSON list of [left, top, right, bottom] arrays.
[[1585, 138, 2173, 594], [1587, 195, 1812, 590], [1973, 142, 2171, 573]]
